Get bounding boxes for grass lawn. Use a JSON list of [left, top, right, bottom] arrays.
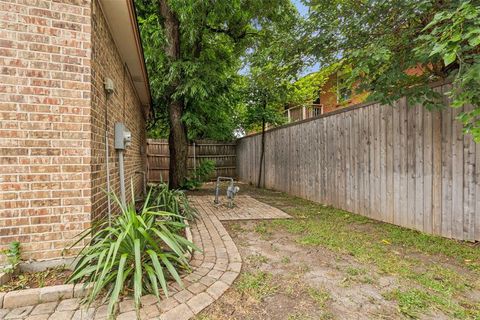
[[195, 183, 480, 320]]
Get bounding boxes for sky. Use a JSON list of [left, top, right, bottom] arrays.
[[292, 0, 321, 75], [292, 0, 309, 17]]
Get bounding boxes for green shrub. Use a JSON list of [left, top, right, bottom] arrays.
[[0, 241, 21, 274], [150, 183, 197, 221], [68, 189, 198, 318], [181, 160, 215, 190]]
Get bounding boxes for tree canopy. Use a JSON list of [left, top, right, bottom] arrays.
[[305, 0, 480, 140], [136, 0, 300, 141]]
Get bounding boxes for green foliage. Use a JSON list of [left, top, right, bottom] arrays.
[[306, 0, 480, 141], [287, 63, 340, 108], [1, 241, 21, 274], [136, 0, 298, 140], [149, 183, 197, 221], [68, 190, 197, 318], [240, 4, 305, 132], [181, 160, 215, 190], [415, 1, 480, 140]]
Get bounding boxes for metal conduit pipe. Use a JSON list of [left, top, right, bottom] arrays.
[[214, 176, 240, 208]]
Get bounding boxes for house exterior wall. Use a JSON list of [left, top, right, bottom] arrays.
[[320, 74, 368, 114], [0, 0, 93, 261], [90, 0, 147, 221], [0, 0, 147, 262]]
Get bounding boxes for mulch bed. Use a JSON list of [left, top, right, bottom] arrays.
[[0, 266, 72, 292]]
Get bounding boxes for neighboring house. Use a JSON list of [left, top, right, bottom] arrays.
[[0, 0, 151, 263], [285, 70, 368, 123]]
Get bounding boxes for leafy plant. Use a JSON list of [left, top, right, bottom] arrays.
[[181, 160, 215, 190], [1, 241, 21, 274], [150, 183, 197, 220], [68, 189, 197, 318]]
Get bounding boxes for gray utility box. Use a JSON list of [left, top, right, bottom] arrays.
[[114, 122, 132, 150]]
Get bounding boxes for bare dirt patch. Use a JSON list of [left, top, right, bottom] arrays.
[[196, 220, 401, 320]]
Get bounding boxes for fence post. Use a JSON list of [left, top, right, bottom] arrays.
[[193, 141, 196, 178]]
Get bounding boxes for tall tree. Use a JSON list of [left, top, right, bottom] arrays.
[[305, 0, 480, 140], [241, 6, 305, 187], [136, 0, 296, 187]]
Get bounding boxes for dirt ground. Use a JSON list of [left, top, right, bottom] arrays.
[[193, 183, 480, 320]]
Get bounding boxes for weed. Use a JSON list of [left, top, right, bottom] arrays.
[[254, 222, 272, 238], [287, 313, 313, 320], [0, 241, 21, 273], [236, 271, 277, 300], [307, 287, 331, 308], [345, 267, 366, 277], [246, 253, 269, 267], [281, 256, 291, 264]]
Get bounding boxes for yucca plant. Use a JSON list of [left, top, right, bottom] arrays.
[[150, 183, 197, 221], [68, 188, 198, 319]]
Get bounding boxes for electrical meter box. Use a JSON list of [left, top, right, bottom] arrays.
[[114, 122, 132, 150]]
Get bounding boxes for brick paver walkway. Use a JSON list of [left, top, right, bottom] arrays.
[[0, 196, 290, 320], [189, 195, 292, 221]]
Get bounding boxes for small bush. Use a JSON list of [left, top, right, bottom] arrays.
[[181, 160, 215, 190]]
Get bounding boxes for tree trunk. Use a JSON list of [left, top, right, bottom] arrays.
[[168, 101, 188, 188], [257, 118, 266, 188], [158, 0, 189, 189]]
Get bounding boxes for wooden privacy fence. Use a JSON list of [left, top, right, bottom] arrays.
[[147, 139, 236, 182], [237, 83, 480, 241]]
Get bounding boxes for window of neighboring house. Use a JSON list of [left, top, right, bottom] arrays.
[[337, 74, 352, 103]]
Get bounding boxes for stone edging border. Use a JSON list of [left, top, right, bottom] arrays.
[[0, 219, 195, 311]]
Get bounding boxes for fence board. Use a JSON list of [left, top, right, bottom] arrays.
[[236, 83, 479, 241], [147, 139, 236, 183]]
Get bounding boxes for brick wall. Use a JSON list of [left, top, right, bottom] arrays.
[[0, 0, 93, 261], [0, 0, 147, 263], [320, 74, 368, 114], [90, 0, 146, 221]]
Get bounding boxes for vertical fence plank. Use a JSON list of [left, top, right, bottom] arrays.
[[423, 107, 433, 234], [463, 104, 476, 241], [451, 105, 464, 240], [385, 105, 394, 223], [432, 106, 443, 236], [441, 95, 453, 238], [415, 104, 424, 231]]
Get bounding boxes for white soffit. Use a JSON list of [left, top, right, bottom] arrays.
[[98, 0, 151, 109]]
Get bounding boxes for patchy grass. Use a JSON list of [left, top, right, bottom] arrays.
[[235, 271, 277, 301], [307, 287, 331, 308], [241, 185, 480, 319], [254, 222, 272, 238], [246, 253, 269, 267]]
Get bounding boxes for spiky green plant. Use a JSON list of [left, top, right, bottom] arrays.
[[68, 189, 197, 318], [150, 183, 197, 221]]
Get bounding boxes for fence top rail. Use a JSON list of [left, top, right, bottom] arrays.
[[147, 140, 236, 146], [237, 79, 450, 141]]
